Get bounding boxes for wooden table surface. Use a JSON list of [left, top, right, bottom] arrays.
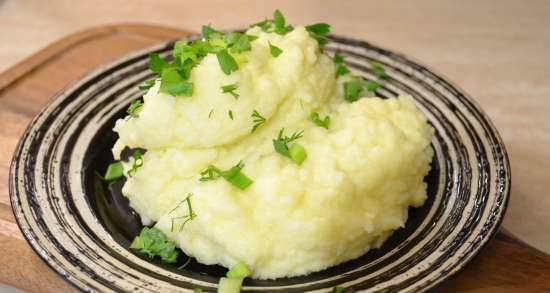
[[0, 1, 549, 292]]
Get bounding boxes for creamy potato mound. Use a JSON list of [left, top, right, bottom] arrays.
[[113, 26, 433, 279]]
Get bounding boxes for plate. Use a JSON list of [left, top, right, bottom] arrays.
[[9, 35, 510, 293]]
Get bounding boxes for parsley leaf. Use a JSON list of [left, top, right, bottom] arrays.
[[344, 77, 364, 102], [216, 49, 239, 75], [200, 161, 253, 190], [251, 110, 266, 133], [230, 33, 255, 54], [306, 23, 331, 46], [371, 62, 386, 79], [273, 129, 307, 164], [138, 79, 155, 91], [273, 10, 293, 35], [366, 80, 380, 92], [202, 25, 222, 39], [251, 19, 272, 31], [269, 42, 283, 57], [149, 53, 169, 75], [127, 149, 143, 177], [333, 286, 344, 293], [311, 112, 331, 129], [333, 53, 350, 77], [221, 83, 239, 99], [127, 99, 143, 118], [130, 227, 179, 263], [160, 67, 194, 96]]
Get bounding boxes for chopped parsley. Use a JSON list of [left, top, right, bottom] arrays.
[[371, 62, 386, 79], [104, 162, 123, 181], [366, 80, 380, 92], [169, 193, 197, 232], [306, 23, 331, 47], [138, 79, 155, 91], [130, 227, 179, 263], [250, 10, 293, 35], [269, 42, 283, 57], [251, 110, 266, 133], [216, 49, 239, 75], [201, 25, 222, 39], [126, 99, 143, 118], [149, 53, 169, 75], [221, 83, 239, 99], [311, 112, 330, 129], [333, 53, 350, 77], [127, 150, 143, 177], [343, 77, 364, 102], [273, 129, 307, 165], [200, 161, 253, 190], [333, 286, 344, 293], [160, 67, 194, 96]]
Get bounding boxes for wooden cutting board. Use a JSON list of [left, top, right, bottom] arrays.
[[0, 24, 549, 293]]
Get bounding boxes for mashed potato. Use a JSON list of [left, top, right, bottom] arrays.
[[113, 26, 433, 279]]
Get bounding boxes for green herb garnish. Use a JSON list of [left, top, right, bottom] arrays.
[[371, 62, 386, 79], [200, 161, 253, 190], [130, 227, 179, 263], [169, 193, 197, 232], [343, 77, 364, 102], [333, 286, 344, 293], [273, 10, 293, 35], [216, 49, 239, 75], [366, 80, 380, 92], [127, 150, 143, 177], [273, 129, 307, 164], [221, 83, 239, 99], [311, 112, 330, 129], [306, 23, 331, 46], [226, 262, 251, 279], [251, 110, 266, 133], [269, 42, 283, 57], [104, 162, 124, 181], [149, 53, 169, 75], [160, 67, 194, 96], [202, 25, 222, 39], [127, 99, 143, 118], [333, 53, 349, 77], [228, 110, 234, 120], [138, 79, 155, 91]]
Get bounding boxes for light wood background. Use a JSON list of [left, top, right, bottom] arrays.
[[0, 0, 549, 291]]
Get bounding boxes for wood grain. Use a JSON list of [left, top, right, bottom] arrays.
[[0, 24, 549, 293]]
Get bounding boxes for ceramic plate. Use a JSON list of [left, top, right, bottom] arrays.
[[10, 35, 510, 293]]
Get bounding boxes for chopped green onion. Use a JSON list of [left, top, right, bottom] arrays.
[[221, 83, 239, 99], [226, 262, 251, 279], [251, 110, 266, 133], [272, 129, 305, 164], [127, 99, 143, 118], [200, 161, 253, 190], [127, 150, 143, 177], [217, 277, 243, 293], [269, 42, 283, 57], [311, 112, 330, 129], [216, 49, 239, 75], [289, 143, 307, 165], [104, 162, 124, 181]]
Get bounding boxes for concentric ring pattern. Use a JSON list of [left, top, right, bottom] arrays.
[[10, 35, 510, 293]]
